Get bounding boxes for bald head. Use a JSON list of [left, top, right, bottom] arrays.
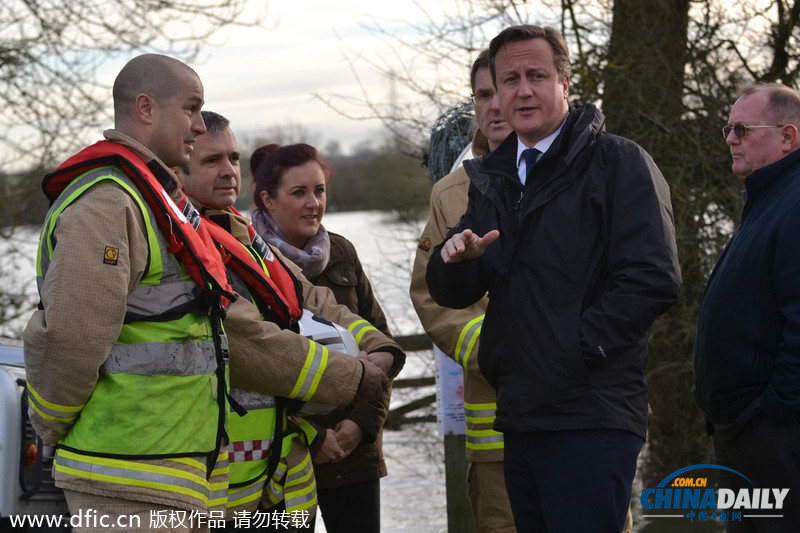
[[113, 54, 199, 127], [111, 53, 207, 167]]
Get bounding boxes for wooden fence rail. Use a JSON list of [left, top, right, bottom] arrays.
[[385, 333, 436, 429]]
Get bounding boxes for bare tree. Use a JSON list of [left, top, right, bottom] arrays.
[[323, 0, 800, 489], [313, 1, 532, 153], [313, 0, 613, 152], [605, 0, 800, 484], [0, 0, 258, 337], [0, 0, 256, 173]]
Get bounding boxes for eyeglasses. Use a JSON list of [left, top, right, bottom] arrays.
[[722, 124, 784, 140], [470, 90, 494, 105]]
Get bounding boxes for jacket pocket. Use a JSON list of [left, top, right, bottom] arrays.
[[320, 264, 358, 288]]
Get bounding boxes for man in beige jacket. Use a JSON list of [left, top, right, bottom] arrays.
[[410, 49, 516, 533], [24, 54, 387, 532]]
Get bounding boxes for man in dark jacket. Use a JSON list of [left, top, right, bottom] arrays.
[[426, 25, 681, 533], [694, 83, 800, 532]]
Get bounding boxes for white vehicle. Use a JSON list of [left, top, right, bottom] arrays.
[[0, 340, 68, 530]]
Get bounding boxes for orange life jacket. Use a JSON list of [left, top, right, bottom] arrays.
[[203, 208, 303, 329], [43, 141, 234, 304], [41, 140, 236, 478]]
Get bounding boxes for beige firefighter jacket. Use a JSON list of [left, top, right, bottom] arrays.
[[410, 130, 503, 463]]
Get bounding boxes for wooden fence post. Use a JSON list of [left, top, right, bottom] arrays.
[[444, 434, 476, 533], [392, 334, 476, 532]]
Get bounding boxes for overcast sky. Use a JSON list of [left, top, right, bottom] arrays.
[[98, 0, 435, 154]]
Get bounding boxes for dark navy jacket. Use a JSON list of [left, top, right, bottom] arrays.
[[426, 104, 681, 439], [694, 148, 800, 427]]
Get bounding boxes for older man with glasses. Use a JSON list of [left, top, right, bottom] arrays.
[[695, 82, 800, 533]]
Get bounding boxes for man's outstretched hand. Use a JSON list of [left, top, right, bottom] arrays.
[[440, 229, 500, 264]]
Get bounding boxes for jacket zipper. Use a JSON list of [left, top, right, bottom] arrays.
[[515, 189, 525, 226]]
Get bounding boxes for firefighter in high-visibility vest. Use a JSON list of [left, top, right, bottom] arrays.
[[410, 50, 516, 533], [24, 54, 388, 528], [177, 110, 404, 529]]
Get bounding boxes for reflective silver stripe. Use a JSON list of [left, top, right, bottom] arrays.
[[212, 455, 229, 470], [56, 453, 215, 501], [26, 389, 81, 422], [456, 317, 483, 367], [286, 487, 316, 510], [229, 478, 267, 507], [265, 477, 283, 503], [294, 342, 325, 401], [102, 341, 216, 375], [285, 456, 316, 511], [261, 462, 288, 504], [230, 387, 276, 409], [272, 461, 287, 480], [207, 481, 227, 504], [348, 320, 376, 344], [464, 405, 497, 421], [126, 281, 203, 318], [286, 457, 312, 486], [211, 487, 228, 504], [466, 432, 505, 446]]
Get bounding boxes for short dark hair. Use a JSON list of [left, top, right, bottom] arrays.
[[488, 25, 571, 85], [470, 49, 491, 92], [201, 110, 230, 135]]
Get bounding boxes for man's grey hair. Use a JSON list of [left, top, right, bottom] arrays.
[[738, 82, 800, 126], [201, 110, 230, 135]]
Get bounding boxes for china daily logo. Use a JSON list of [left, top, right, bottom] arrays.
[[641, 464, 789, 525]]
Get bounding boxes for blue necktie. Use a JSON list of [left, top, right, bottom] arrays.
[[522, 148, 541, 184], [524, 147, 541, 170]]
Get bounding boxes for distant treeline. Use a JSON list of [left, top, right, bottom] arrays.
[[236, 143, 431, 222], [1, 167, 51, 228], [5, 143, 432, 228]]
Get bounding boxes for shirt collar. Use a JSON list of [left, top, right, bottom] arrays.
[[515, 118, 567, 169]]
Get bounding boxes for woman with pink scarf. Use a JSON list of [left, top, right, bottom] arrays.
[[250, 143, 398, 533]]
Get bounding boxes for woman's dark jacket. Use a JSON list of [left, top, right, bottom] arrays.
[[427, 104, 682, 439], [307, 231, 393, 489]]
